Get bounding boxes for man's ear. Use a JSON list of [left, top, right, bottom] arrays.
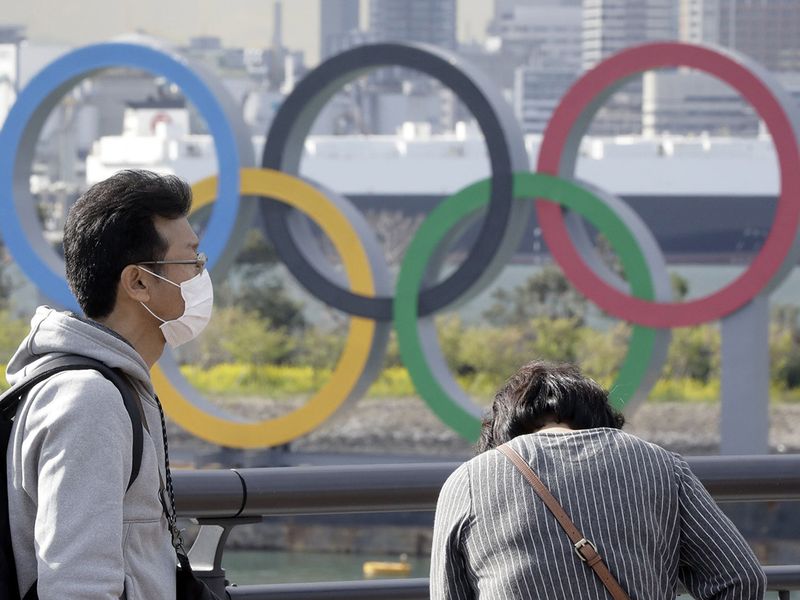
[[119, 265, 151, 303]]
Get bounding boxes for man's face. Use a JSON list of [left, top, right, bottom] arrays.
[[145, 216, 201, 322]]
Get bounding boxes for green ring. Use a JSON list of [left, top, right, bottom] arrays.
[[393, 172, 657, 441]]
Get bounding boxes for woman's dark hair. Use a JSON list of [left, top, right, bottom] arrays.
[[476, 360, 624, 453], [63, 170, 192, 318]]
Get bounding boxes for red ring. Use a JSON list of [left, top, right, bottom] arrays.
[[537, 42, 800, 328]]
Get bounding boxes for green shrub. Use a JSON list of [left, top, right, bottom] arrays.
[[181, 363, 416, 398], [455, 323, 528, 380], [293, 327, 347, 373], [439, 315, 586, 383], [0, 311, 29, 391], [0, 311, 29, 362], [123, 304, 800, 403], [365, 366, 416, 397], [574, 323, 630, 387], [661, 325, 720, 383], [183, 306, 295, 367], [770, 306, 800, 389], [648, 377, 719, 402], [181, 363, 330, 396]]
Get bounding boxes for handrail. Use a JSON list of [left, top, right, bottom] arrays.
[[172, 454, 800, 518], [227, 578, 429, 599], [169, 454, 800, 598], [173, 462, 451, 518], [225, 566, 800, 598]]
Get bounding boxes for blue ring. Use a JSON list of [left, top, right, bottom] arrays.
[[0, 42, 240, 309]]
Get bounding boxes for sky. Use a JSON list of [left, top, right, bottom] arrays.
[[1, 0, 494, 65]]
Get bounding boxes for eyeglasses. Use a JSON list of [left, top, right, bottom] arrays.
[[138, 251, 207, 271]]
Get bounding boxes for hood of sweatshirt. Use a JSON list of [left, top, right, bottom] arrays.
[[5, 305, 154, 399]]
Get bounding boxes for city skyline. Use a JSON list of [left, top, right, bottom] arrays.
[[0, 0, 493, 65]]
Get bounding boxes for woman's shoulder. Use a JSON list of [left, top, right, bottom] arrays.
[[446, 446, 508, 488], [610, 428, 681, 456], [505, 428, 681, 465], [456, 429, 681, 473]]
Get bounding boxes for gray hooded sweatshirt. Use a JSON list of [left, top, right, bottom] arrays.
[[6, 306, 175, 599]]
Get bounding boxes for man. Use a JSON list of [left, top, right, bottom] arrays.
[[7, 170, 212, 598], [431, 361, 767, 600]]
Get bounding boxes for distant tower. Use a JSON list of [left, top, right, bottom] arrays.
[[320, 0, 360, 59], [267, 1, 286, 91], [369, 0, 456, 49], [272, 0, 283, 51]]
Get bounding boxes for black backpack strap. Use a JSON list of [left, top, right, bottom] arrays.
[[0, 355, 143, 491]]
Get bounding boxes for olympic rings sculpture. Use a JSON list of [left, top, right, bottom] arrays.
[[1, 38, 798, 447]]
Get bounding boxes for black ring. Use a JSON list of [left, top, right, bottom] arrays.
[[262, 42, 530, 320]]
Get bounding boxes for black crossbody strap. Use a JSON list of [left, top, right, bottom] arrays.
[[0, 355, 143, 491]]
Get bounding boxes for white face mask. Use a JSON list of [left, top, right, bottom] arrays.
[[139, 268, 214, 348]]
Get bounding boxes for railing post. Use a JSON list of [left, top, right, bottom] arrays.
[[720, 296, 770, 454], [188, 517, 261, 596]]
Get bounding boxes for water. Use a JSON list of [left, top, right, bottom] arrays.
[[224, 550, 782, 598], [224, 549, 430, 585]]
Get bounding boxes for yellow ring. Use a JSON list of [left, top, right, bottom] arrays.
[[151, 167, 377, 448]]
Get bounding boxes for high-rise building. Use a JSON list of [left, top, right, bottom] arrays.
[[320, 0, 361, 59], [642, 69, 760, 136], [465, 0, 582, 123], [491, 1, 582, 134], [582, 0, 677, 70], [493, 1, 582, 69], [679, 0, 720, 45], [582, 0, 677, 135], [492, 0, 581, 31], [363, 0, 457, 133], [514, 67, 577, 134], [369, 0, 456, 50], [644, 0, 800, 137], [681, 0, 800, 72]]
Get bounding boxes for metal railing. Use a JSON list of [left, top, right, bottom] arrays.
[[171, 454, 800, 599], [223, 569, 800, 599]]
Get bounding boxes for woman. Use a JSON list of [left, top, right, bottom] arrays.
[[430, 361, 766, 599]]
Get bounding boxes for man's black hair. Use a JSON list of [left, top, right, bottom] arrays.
[[63, 170, 192, 318], [477, 360, 625, 453]]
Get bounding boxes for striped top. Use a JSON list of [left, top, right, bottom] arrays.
[[431, 428, 766, 600]]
